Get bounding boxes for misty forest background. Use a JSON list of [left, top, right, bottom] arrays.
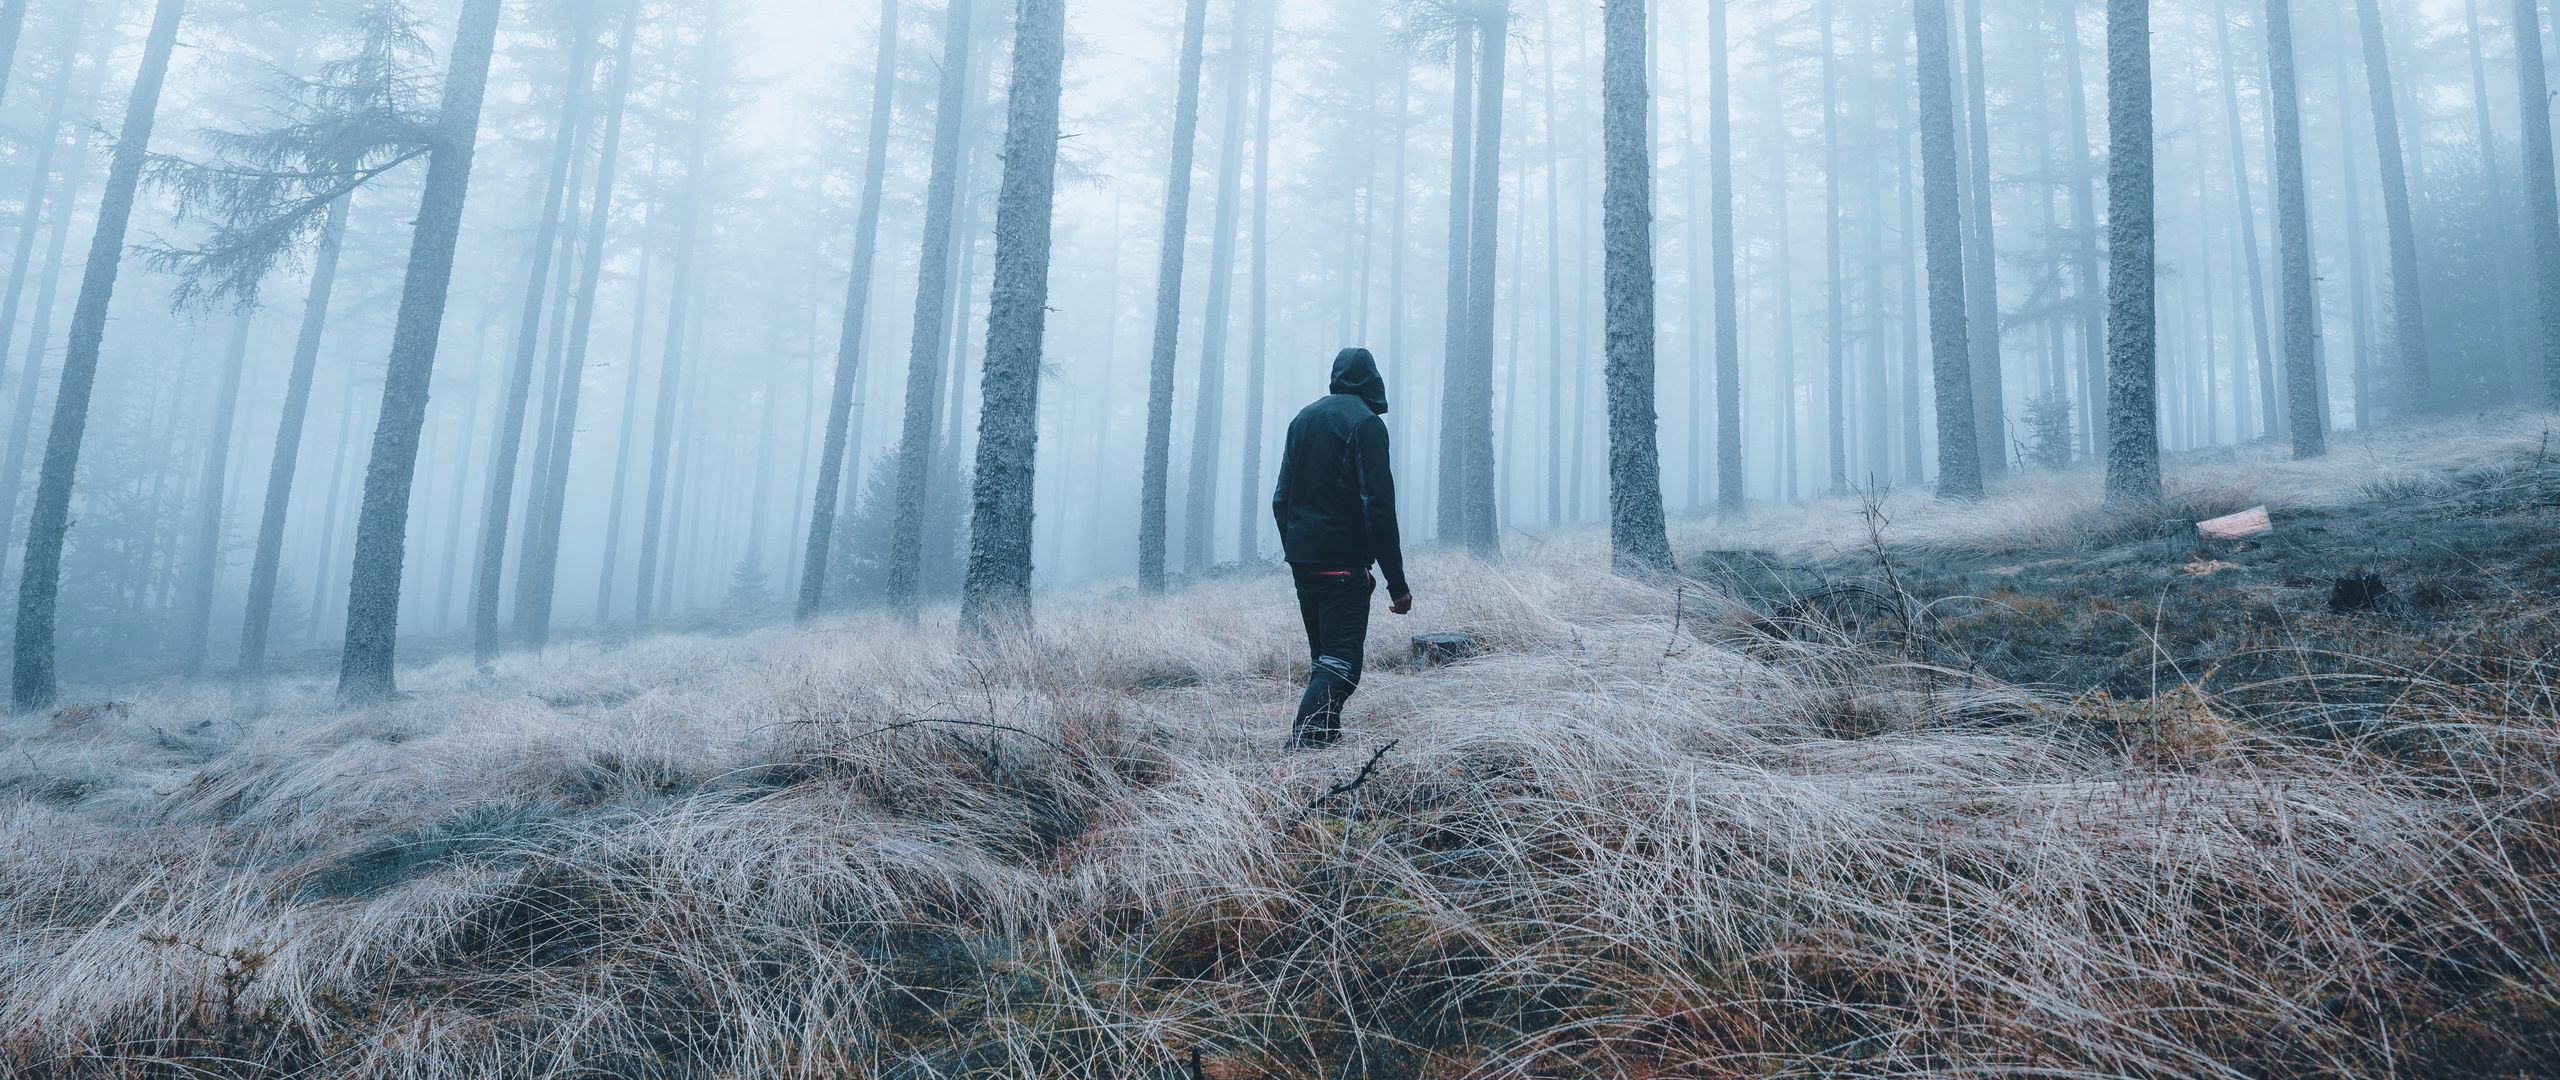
[[0, 0, 2544, 700]]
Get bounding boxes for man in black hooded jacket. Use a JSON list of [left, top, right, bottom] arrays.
[[1273, 348, 1413, 748]]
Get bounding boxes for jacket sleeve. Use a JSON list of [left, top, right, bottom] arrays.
[[1271, 421, 1294, 544], [1354, 417, 1408, 597]]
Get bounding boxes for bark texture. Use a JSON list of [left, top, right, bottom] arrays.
[[1136, 0, 1207, 592], [2103, 0, 2160, 505], [1915, 0, 1984, 500], [2266, 0, 2325, 457], [336, 0, 506, 700], [12, 0, 185, 710], [2512, 0, 2560, 405], [1601, 0, 1673, 575], [1711, 0, 1743, 512], [2355, 0, 2428, 409], [959, 0, 1067, 634]]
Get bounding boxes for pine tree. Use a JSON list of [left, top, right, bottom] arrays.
[[634, 15, 723, 625], [1182, 0, 1254, 573], [2355, 0, 2429, 410], [2103, 0, 2159, 506], [885, 0, 983, 612], [1601, 0, 1672, 575], [958, 0, 1067, 634], [2265, 0, 2325, 457], [2511, 0, 2560, 405], [1915, 0, 1984, 500], [179, 314, 254, 672], [1961, 0, 2009, 478], [11, 0, 187, 710], [0, 0, 89, 574], [1137, 0, 1209, 592], [801, 0, 901, 619], [472, 1, 599, 661], [1710, 0, 1743, 512], [1436, 18, 1475, 538], [1234, 0, 1276, 565], [336, 0, 508, 699]]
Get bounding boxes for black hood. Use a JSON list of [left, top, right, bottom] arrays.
[[1329, 348, 1389, 415]]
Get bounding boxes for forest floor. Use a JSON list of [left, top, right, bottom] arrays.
[[3, 411, 2557, 1078]]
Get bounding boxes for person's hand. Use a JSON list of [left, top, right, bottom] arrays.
[[1390, 590, 1414, 616]]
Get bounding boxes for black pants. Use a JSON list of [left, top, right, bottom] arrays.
[[1291, 566, 1374, 748]]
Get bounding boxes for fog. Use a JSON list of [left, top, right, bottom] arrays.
[[0, 0, 2535, 690]]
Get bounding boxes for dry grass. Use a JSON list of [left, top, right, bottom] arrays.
[[2, 413, 2555, 1078]]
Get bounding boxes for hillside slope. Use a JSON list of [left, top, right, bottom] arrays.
[[3, 413, 2556, 1078]]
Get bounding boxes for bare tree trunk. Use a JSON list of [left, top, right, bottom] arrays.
[[2512, 0, 2560, 405], [2354, 0, 2428, 411], [799, 0, 900, 618], [0, 123, 92, 597], [1235, 0, 1274, 565], [0, 0, 27, 107], [333, 0, 504, 698], [2466, 0, 2530, 394], [1136, 0, 1207, 592], [0, 1, 82, 452], [179, 313, 254, 672], [958, 0, 1066, 634], [634, 50, 716, 626], [1601, 0, 1672, 575], [1961, 0, 2009, 478], [1183, 0, 1254, 572], [2265, 0, 2324, 457], [517, 0, 639, 646], [2058, 0, 2114, 451], [1822, 0, 1848, 494], [1436, 22, 1475, 540], [1915, 0, 1984, 501], [595, 154, 658, 624], [471, 4, 596, 663], [238, 193, 349, 673], [12, 0, 184, 710], [2336, 27, 2374, 431], [2103, 0, 2159, 505], [1711, 0, 1744, 512], [1455, 4, 1507, 555]]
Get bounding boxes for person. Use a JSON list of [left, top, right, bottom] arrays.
[[1272, 348, 1413, 748]]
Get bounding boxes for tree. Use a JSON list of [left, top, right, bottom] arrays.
[[1233, 0, 1276, 564], [800, 0, 901, 619], [2210, 0, 2278, 439], [1961, 0, 2008, 478], [1915, 0, 1984, 500], [517, 0, 642, 646], [11, 0, 187, 710], [1601, 0, 1671, 575], [881, 0, 984, 614], [634, 15, 722, 625], [1822, 0, 1848, 495], [2512, 0, 2560, 405], [1453, 0, 1508, 554], [178, 315, 254, 673], [2103, 0, 2159, 506], [2355, 0, 2428, 410], [0, 0, 26, 107], [0, 0, 90, 572], [335, 0, 508, 700], [1138, 0, 1209, 592], [2264, 0, 2324, 458], [1710, 0, 1743, 512], [958, 0, 1067, 634], [1182, 0, 1254, 573], [472, 1, 599, 661]]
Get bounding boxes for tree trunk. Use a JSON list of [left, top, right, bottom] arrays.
[[11, 0, 184, 710], [958, 0, 1066, 634], [517, 0, 639, 646], [2354, 0, 2428, 411], [1962, 0, 2009, 478], [179, 313, 253, 672], [595, 154, 659, 624], [2466, 0, 2530, 394], [1455, 5, 1509, 555], [2512, 0, 2560, 405], [336, 0, 505, 699], [1822, 0, 1848, 494], [1183, 0, 1254, 572], [2207, 0, 2278, 440], [799, 0, 900, 618], [2058, 0, 2113, 451], [1711, 0, 1743, 512], [1435, 23, 1475, 540], [1601, 0, 1672, 575], [2103, 0, 2159, 505], [0, 0, 82, 448], [634, 26, 720, 626], [0, 123, 92, 596], [1235, 0, 1274, 565], [2265, 0, 2324, 458], [0, 0, 27, 108], [470, 2, 597, 663], [1542, 4, 1566, 524], [890, 0, 988, 606], [1136, 0, 1207, 592], [2336, 25, 2373, 431], [1915, 0, 1984, 501], [238, 193, 348, 673]]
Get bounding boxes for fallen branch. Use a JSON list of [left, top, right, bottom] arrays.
[[1310, 740, 1400, 809]]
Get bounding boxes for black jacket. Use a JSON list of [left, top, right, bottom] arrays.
[[1273, 349, 1408, 597]]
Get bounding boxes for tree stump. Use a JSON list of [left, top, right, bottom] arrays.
[[1411, 633, 1480, 670]]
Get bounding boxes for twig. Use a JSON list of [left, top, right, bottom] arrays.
[[1310, 740, 1400, 809]]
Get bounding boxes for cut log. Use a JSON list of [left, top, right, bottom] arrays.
[[2197, 506, 2274, 540], [1411, 632, 1480, 670]]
